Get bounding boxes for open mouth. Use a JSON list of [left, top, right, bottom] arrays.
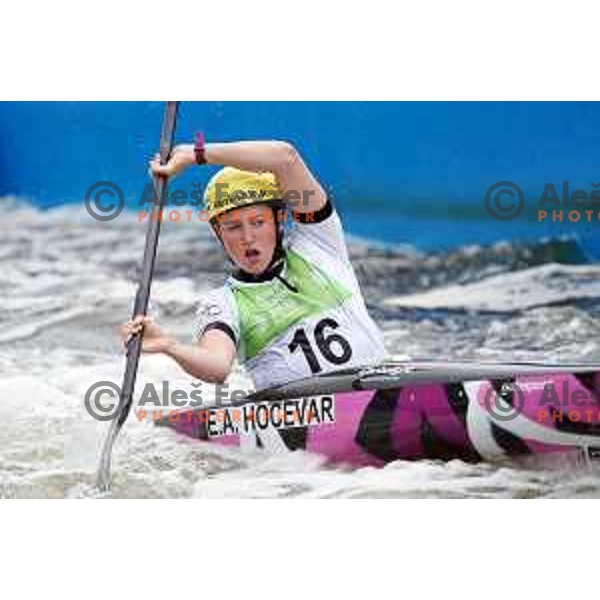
[[245, 248, 261, 262]]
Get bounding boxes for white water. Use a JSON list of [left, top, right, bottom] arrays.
[[385, 263, 600, 312], [2, 198, 600, 498]]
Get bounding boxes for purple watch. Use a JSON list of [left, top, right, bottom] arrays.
[[194, 131, 206, 165]]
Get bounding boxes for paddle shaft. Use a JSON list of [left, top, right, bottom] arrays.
[[118, 101, 179, 426], [97, 101, 179, 490]]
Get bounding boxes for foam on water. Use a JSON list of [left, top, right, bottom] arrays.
[[2, 198, 600, 498], [386, 263, 600, 312]]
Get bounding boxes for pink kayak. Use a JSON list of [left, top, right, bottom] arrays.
[[156, 361, 600, 466]]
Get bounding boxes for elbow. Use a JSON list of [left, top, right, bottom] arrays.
[[202, 364, 230, 385], [202, 371, 228, 385], [213, 372, 228, 385], [272, 141, 299, 173]]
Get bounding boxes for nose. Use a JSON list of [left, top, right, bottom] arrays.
[[240, 221, 255, 244]]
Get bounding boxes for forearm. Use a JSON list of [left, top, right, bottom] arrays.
[[163, 339, 230, 384], [161, 139, 326, 212], [205, 141, 296, 175], [175, 141, 294, 175]]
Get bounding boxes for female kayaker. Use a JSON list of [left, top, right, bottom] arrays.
[[120, 139, 387, 389]]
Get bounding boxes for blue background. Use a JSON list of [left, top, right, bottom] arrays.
[[1, 101, 599, 256]]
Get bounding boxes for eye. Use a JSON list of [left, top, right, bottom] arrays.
[[223, 222, 241, 232]]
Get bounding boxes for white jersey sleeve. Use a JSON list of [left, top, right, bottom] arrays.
[[191, 287, 239, 345], [287, 200, 359, 293], [287, 200, 351, 266]]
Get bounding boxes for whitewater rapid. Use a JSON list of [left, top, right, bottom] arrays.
[[2, 198, 600, 498]]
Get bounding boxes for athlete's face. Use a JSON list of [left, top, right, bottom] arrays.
[[216, 204, 277, 275]]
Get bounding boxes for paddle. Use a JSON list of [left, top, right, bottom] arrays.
[[96, 101, 180, 492], [241, 359, 600, 402]]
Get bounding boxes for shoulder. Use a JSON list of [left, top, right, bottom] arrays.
[[195, 287, 232, 317], [192, 286, 239, 344], [288, 198, 351, 265]]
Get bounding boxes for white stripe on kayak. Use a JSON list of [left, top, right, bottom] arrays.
[[239, 422, 289, 453], [465, 382, 506, 460]]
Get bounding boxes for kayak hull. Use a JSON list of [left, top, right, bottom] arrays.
[[157, 370, 600, 465]]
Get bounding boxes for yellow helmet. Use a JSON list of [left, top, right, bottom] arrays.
[[203, 167, 283, 221]]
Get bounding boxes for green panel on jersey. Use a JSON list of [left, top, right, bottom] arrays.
[[231, 250, 352, 360]]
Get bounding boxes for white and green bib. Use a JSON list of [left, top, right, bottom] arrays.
[[193, 208, 387, 389]]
